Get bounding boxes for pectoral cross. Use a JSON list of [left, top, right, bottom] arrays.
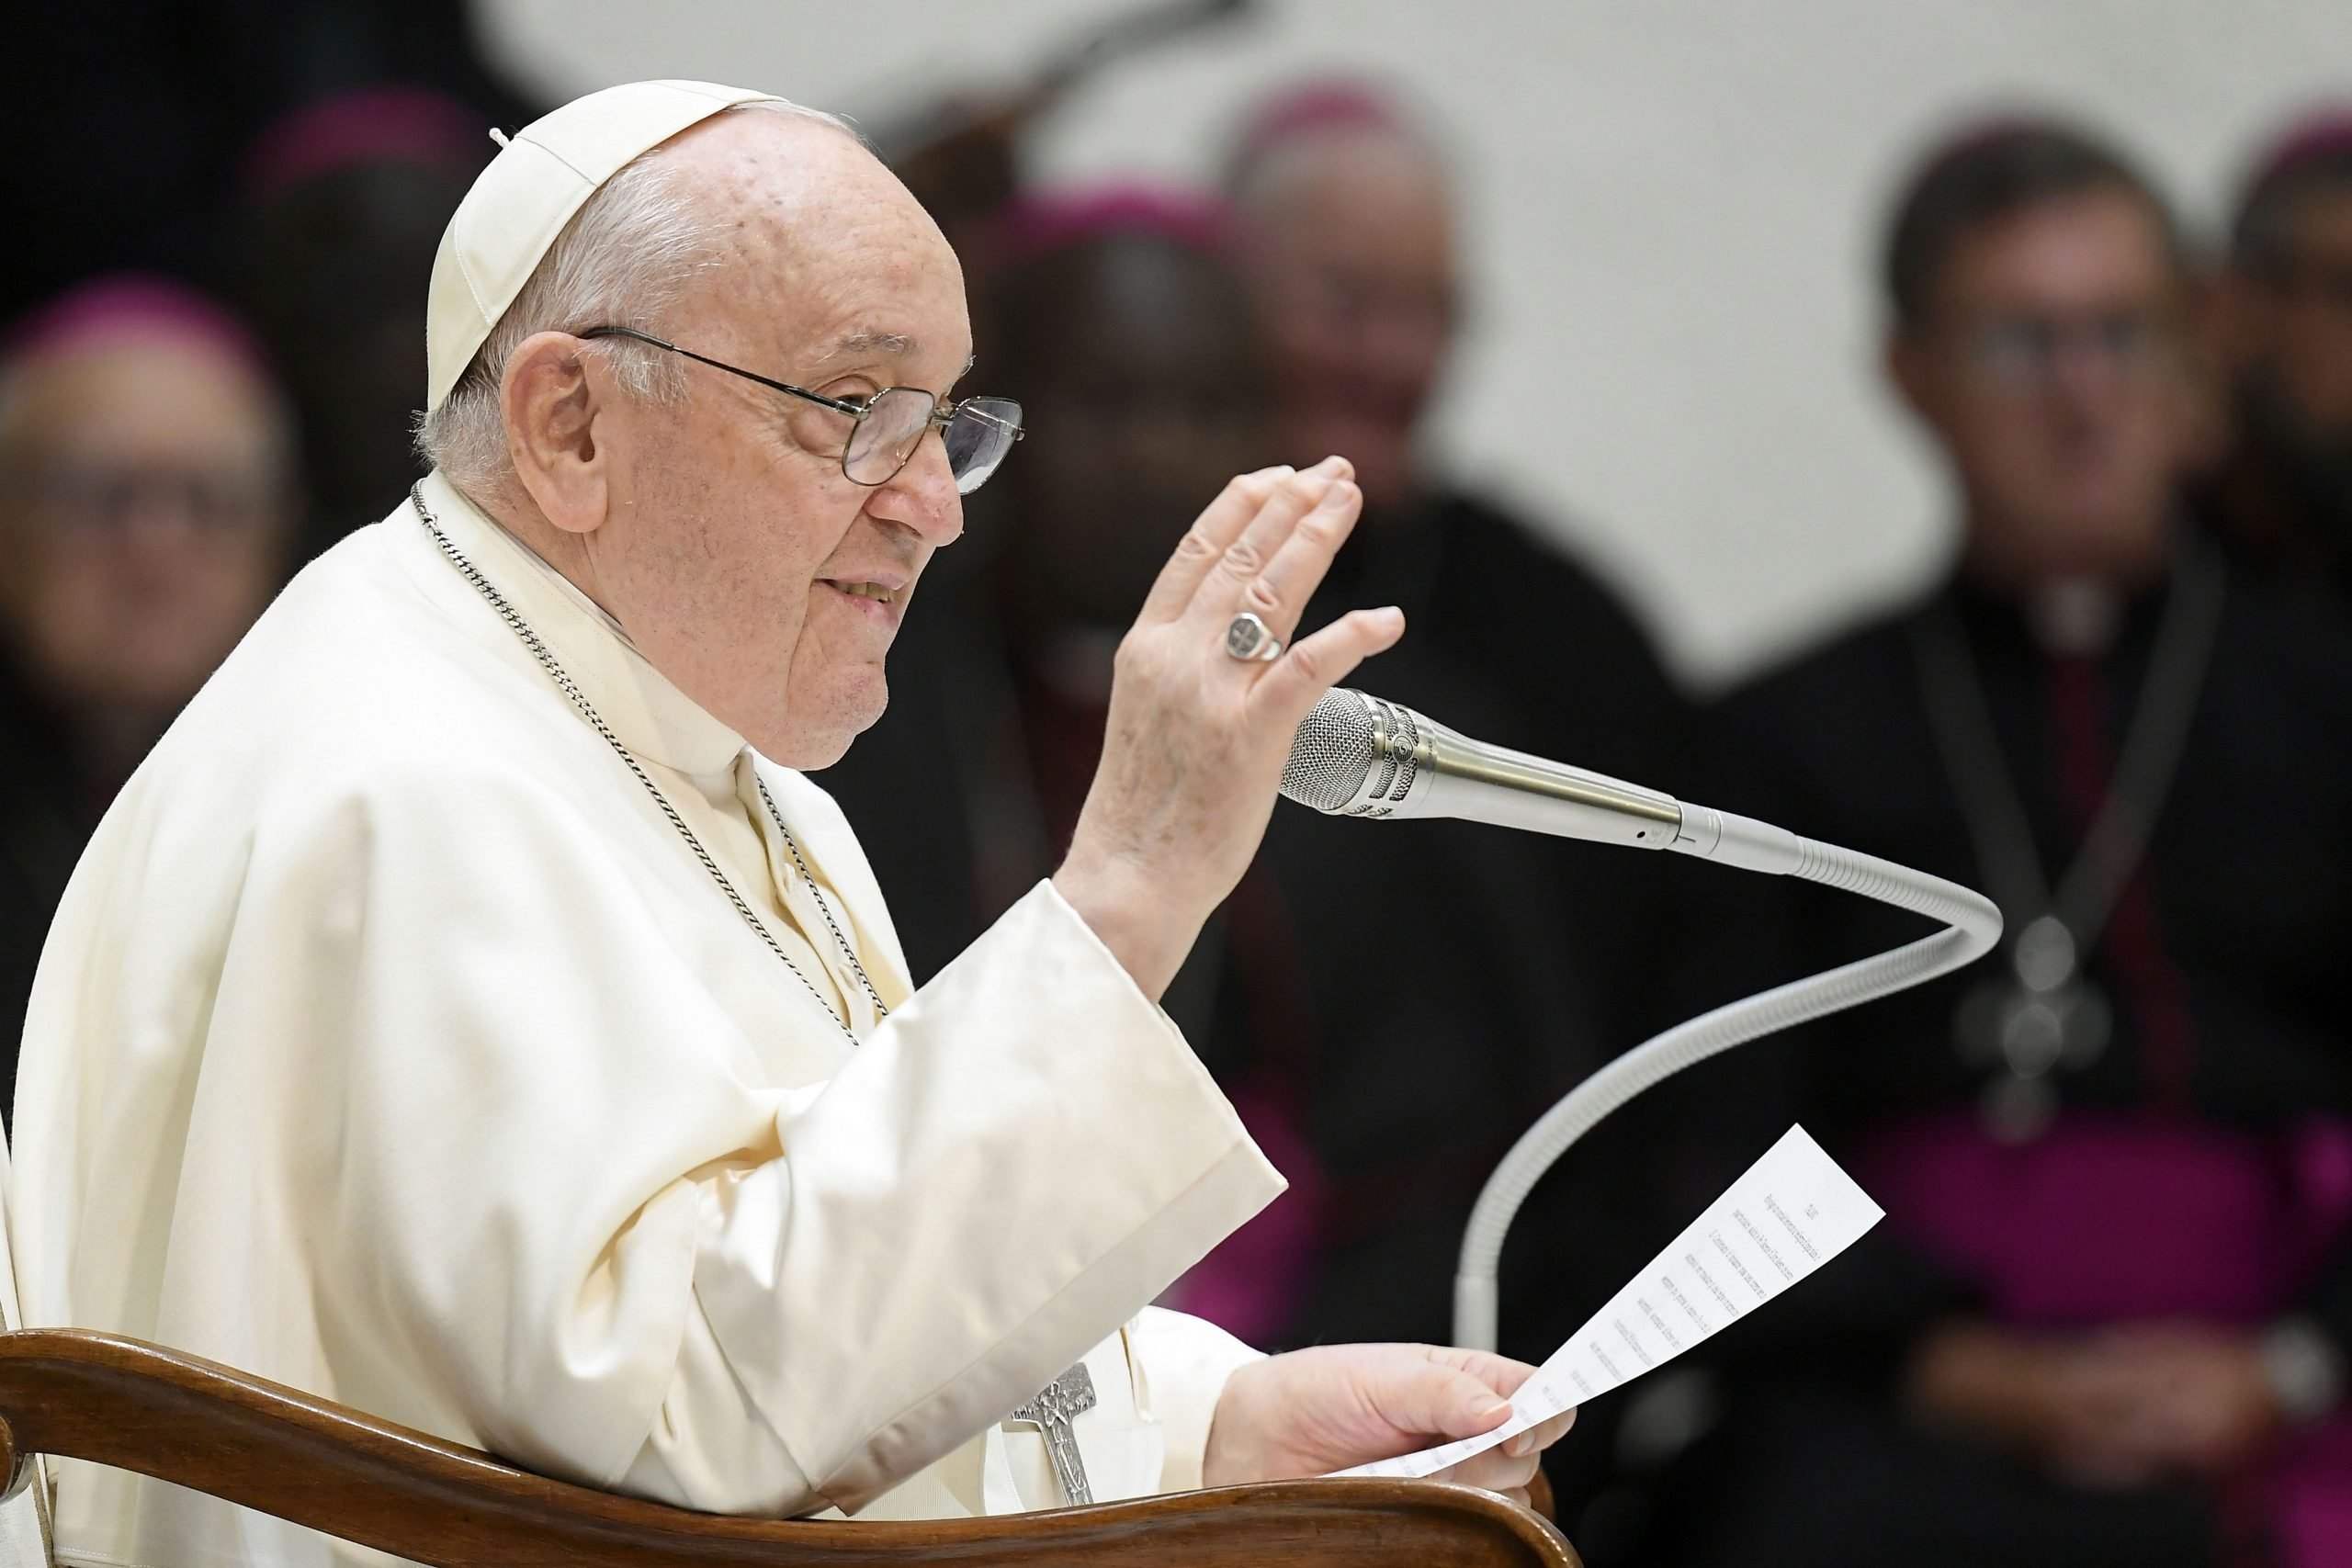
[[1008, 1361, 1098, 1505]]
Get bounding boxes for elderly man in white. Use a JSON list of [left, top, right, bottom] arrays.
[[10, 80, 1568, 1566]]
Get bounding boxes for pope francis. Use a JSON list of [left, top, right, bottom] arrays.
[[9, 80, 1570, 1565]]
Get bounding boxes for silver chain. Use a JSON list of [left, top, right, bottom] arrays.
[[411, 483, 886, 1043], [1910, 535, 2224, 952], [752, 771, 888, 1012]]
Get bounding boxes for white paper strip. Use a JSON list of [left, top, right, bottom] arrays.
[[1335, 1123, 1882, 1480]]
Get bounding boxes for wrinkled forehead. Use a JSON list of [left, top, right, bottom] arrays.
[[669, 116, 971, 378]]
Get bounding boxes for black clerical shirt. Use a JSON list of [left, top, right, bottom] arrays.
[[1692, 533, 2352, 1371]]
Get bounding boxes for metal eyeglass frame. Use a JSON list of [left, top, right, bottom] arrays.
[[577, 325, 1023, 491]]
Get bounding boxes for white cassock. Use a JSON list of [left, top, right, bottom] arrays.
[[12, 471, 1283, 1567]]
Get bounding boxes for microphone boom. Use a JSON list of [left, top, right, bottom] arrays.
[[1281, 687, 2004, 1351]]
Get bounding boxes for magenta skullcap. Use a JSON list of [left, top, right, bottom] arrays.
[[992, 184, 1235, 268], [242, 85, 492, 203], [0, 273, 272, 383]]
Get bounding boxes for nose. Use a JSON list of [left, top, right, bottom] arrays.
[[2046, 333, 2124, 401], [865, 429, 964, 547]]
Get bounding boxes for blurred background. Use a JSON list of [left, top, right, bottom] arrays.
[[476, 0, 2352, 684], [8, 2, 2352, 1565]]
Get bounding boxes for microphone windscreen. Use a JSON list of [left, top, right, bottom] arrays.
[[1282, 688, 1379, 811]]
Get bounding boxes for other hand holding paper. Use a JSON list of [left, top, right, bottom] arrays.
[[1201, 1344, 1577, 1508]]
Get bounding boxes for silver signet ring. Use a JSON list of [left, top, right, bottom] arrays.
[[1225, 611, 1283, 662]]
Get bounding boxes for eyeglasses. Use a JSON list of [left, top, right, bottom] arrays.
[[4, 464, 281, 536], [579, 326, 1023, 494], [1951, 310, 2177, 389]]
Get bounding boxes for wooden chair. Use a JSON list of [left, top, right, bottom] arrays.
[[0, 1328, 1578, 1566]]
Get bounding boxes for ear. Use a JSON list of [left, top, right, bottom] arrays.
[[501, 332, 612, 536]]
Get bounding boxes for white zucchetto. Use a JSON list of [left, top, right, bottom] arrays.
[[424, 78, 779, 411]]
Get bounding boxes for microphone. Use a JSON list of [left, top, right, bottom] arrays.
[[1279, 685, 2004, 1351], [1282, 687, 1680, 849], [1281, 687, 1797, 873]]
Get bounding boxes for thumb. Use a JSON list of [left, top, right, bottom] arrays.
[[1364, 1356, 1516, 1441]]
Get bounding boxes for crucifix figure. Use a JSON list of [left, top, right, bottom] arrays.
[[1008, 1361, 1099, 1505]]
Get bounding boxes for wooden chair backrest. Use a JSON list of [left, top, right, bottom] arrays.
[[0, 1134, 47, 1566], [0, 1329, 1578, 1567]]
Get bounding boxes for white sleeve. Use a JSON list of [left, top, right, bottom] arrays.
[[597, 877, 1281, 1516], [1130, 1306, 1266, 1494], [313, 758, 1283, 1521]]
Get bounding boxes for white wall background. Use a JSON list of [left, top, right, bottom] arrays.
[[474, 0, 2352, 689]]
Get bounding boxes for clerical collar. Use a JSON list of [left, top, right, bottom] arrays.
[[481, 514, 641, 652], [2024, 577, 2122, 656]]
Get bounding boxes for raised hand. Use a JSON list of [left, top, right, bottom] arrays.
[[1053, 457, 1404, 997]]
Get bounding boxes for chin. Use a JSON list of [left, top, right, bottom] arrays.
[[782, 735, 856, 772], [769, 677, 888, 772]]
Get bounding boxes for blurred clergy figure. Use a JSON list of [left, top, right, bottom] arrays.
[[1645, 122, 2352, 1568], [0, 276, 295, 1124], [1221, 83, 1695, 1103], [2207, 108, 2352, 603], [11, 81, 1571, 1566]]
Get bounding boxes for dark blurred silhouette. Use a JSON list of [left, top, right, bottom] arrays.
[[0, 0, 535, 323], [1623, 121, 2352, 1568], [881, 0, 1255, 286], [0, 277, 299, 1122], [234, 87, 492, 559], [2205, 110, 2352, 602], [2, 2, 536, 571]]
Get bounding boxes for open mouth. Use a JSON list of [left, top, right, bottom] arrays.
[[822, 578, 907, 623]]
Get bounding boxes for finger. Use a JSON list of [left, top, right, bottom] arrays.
[[1136, 466, 1295, 624], [1182, 457, 1350, 630], [1229, 478, 1363, 637], [1252, 605, 1407, 725], [1505, 1409, 1577, 1458], [1433, 1444, 1541, 1495], [1420, 1348, 1543, 1398], [1362, 1357, 1517, 1443]]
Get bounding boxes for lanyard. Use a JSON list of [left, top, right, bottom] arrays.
[[1908, 536, 2224, 1133]]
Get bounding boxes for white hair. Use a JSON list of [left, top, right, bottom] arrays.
[[414, 98, 855, 496]]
